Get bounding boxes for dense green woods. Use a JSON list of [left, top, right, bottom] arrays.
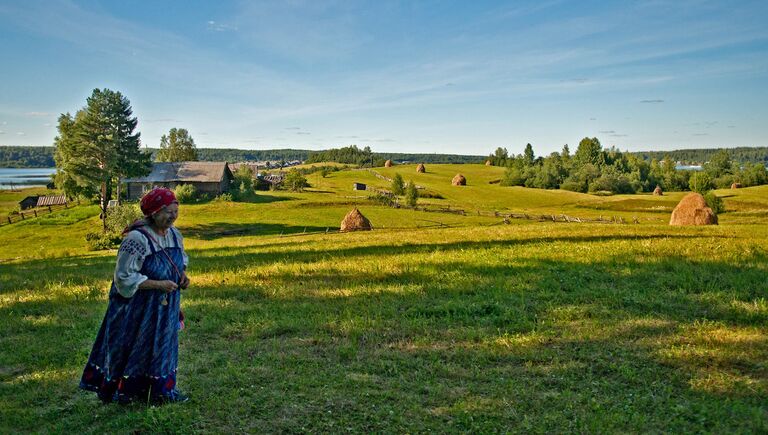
[[637, 146, 768, 165], [4, 143, 767, 170], [0, 146, 55, 167], [305, 145, 484, 165], [490, 138, 768, 194]]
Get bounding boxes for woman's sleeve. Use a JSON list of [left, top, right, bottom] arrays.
[[176, 227, 189, 269], [113, 231, 149, 298]]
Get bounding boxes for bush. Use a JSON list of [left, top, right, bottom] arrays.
[[688, 172, 713, 194], [105, 203, 143, 234], [215, 192, 233, 202], [405, 181, 419, 207], [174, 184, 197, 203], [368, 193, 394, 206], [704, 192, 725, 214], [284, 170, 309, 192], [391, 173, 405, 196], [85, 232, 122, 251], [85, 203, 143, 250]]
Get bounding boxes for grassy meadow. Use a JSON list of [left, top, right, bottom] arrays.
[[1, 164, 767, 432]]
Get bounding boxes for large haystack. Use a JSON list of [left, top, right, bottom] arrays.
[[384, 159, 393, 168], [731, 182, 742, 189], [669, 193, 718, 226], [340, 208, 373, 232], [653, 185, 663, 196], [416, 163, 426, 173], [452, 174, 467, 186], [485, 160, 492, 166]]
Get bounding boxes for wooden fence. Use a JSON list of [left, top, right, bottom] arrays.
[[1, 202, 72, 227]]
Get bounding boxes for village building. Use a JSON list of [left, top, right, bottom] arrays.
[[18, 195, 68, 210], [19, 196, 40, 210], [123, 161, 234, 199]]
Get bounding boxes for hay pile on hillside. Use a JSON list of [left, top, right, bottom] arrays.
[[731, 182, 742, 189], [485, 160, 492, 166], [340, 208, 373, 232], [384, 159, 392, 167], [653, 186, 663, 196], [416, 163, 426, 173], [452, 174, 467, 186], [669, 193, 718, 225]]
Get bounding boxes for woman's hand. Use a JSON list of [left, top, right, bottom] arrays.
[[140, 279, 178, 293], [180, 274, 190, 290], [157, 280, 178, 293]]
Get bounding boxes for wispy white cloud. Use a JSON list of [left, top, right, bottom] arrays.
[[16, 132, 25, 136], [206, 20, 237, 32], [25, 111, 51, 116]]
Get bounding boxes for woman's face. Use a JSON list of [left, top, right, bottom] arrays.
[[151, 203, 179, 230]]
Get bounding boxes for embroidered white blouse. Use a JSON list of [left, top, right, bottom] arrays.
[[114, 226, 189, 298]]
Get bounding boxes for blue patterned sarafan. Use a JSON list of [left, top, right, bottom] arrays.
[[79, 228, 185, 404]]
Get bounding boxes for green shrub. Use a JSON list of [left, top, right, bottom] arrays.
[[391, 173, 405, 196], [704, 192, 725, 214], [368, 193, 394, 206], [688, 172, 713, 194], [174, 184, 197, 203], [405, 181, 419, 207], [105, 203, 143, 234], [85, 231, 122, 251], [284, 170, 309, 192], [216, 192, 234, 202]]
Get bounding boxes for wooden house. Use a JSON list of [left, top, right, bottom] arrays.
[[124, 162, 234, 199], [19, 196, 39, 210]]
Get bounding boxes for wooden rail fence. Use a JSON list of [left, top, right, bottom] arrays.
[[2, 202, 72, 227]]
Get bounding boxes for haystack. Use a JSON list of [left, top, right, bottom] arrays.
[[384, 159, 392, 168], [653, 185, 663, 196], [485, 160, 492, 166], [452, 174, 467, 186], [669, 193, 718, 225], [416, 163, 426, 173], [340, 208, 373, 232], [731, 182, 742, 189]]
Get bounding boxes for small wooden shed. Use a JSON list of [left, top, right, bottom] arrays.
[[19, 196, 40, 210], [353, 182, 367, 191]]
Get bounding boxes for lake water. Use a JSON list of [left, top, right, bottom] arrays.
[[0, 168, 57, 190]]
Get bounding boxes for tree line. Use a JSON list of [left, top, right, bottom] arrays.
[[490, 138, 768, 194], [0, 146, 55, 167], [635, 147, 768, 165], [305, 145, 484, 166]]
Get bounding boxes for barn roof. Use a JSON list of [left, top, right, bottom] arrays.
[[36, 195, 67, 207], [124, 162, 231, 183]]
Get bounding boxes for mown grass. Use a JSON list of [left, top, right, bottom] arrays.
[[1, 167, 767, 432]]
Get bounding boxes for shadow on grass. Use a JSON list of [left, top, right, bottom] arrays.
[[2, 230, 767, 432], [184, 222, 331, 240]]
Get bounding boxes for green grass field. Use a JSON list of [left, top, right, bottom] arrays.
[[1, 165, 767, 432]]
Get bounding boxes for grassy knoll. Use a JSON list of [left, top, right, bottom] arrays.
[[1, 169, 767, 432]]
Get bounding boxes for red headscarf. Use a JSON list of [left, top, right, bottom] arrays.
[[140, 187, 178, 217]]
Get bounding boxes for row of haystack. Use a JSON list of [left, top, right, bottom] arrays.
[[340, 192, 719, 232]]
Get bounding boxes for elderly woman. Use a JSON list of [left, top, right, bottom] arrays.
[[80, 187, 190, 404]]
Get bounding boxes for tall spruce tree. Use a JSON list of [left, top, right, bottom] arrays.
[[53, 88, 150, 230], [156, 128, 198, 162]]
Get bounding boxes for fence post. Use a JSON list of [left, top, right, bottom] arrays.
[[20, 212, 24, 220], [7, 217, 11, 224], [49, 206, 52, 213], [34, 210, 37, 217]]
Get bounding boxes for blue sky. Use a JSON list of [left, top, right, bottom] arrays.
[[1, 0, 767, 156]]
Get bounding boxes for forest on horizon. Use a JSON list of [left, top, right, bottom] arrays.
[[1, 144, 766, 168]]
